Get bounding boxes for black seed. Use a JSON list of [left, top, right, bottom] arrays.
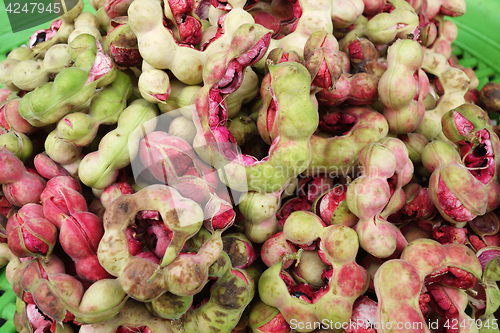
[[33, 32, 47, 47]]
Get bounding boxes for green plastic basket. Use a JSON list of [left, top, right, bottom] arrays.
[[0, 268, 17, 333], [0, 0, 499, 331], [445, 0, 500, 90], [444, 0, 500, 124], [0, 0, 95, 64]]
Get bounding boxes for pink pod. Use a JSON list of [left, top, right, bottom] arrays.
[[0, 88, 10, 103], [100, 182, 134, 209], [261, 232, 297, 269], [1, 148, 46, 206], [42, 187, 87, 229], [34, 153, 70, 179], [75, 255, 113, 282], [6, 203, 58, 258], [0, 99, 35, 134], [58, 211, 111, 282], [40, 176, 82, 202], [59, 212, 103, 259]]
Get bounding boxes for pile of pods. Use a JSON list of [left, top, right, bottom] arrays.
[[1, 0, 500, 332]]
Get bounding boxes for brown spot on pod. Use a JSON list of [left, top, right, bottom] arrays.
[[119, 202, 129, 213]]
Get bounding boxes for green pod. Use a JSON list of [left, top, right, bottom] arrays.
[[56, 113, 94, 144], [185, 227, 211, 252], [8, 46, 33, 61], [171, 253, 255, 333], [0, 60, 21, 91], [89, 70, 132, 124], [55, 71, 132, 146], [147, 293, 193, 320], [292, 250, 329, 289], [227, 112, 257, 146], [79, 99, 158, 189], [248, 301, 282, 332], [440, 103, 500, 212], [414, 50, 470, 141], [105, 23, 140, 66], [18, 34, 117, 127], [378, 38, 424, 134], [168, 116, 196, 144], [225, 67, 260, 119], [422, 141, 488, 227], [208, 252, 233, 279], [67, 12, 103, 46], [258, 224, 368, 332], [45, 130, 82, 165], [16, 259, 128, 324], [423, 89, 437, 110], [223, 62, 318, 193], [222, 232, 255, 269], [374, 260, 425, 330], [12, 44, 72, 91], [138, 69, 171, 104], [441, 103, 489, 143], [421, 140, 461, 173], [0, 131, 32, 163], [0, 49, 33, 91], [399, 133, 429, 164], [282, 211, 323, 245], [175, 84, 201, 110], [365, 0, 418, 45], [306, 106, 389, 176], [311, 185, 358, 227], [244, 263, 262, 286], [95, 7, 112, 34], [400, 238, 482, 281], [76, 279, 129, 323], [239, 190, 281, 244], [471, 249, 500, 319]]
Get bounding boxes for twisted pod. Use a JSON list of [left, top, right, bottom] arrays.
[[304, 106, 388, 177], [27, 0, 85, 58], [0, 148, 45, 207], [374, 238, 481, 332], [52, 70, 132, 147], [97, 185, 222, 302], [258, 211, 369, 332], [78, 99, 158, 190], [10, 44, 72, 91], [414, 49, 470, 141], [170, 252, 255, 333], [79, 300, 172, 333], [346, 139, 411, 258], [44, 71, 132, 166], [191, 26, 319, 193], [339, 0, 419, 50], [0, 0, 84, 90], [12, 255, 128, 324], [252, 0, 364, 71], [18, 34, 117, 127], [40, 176, 112, 282], [378, 37, 429, 134], [6, 204, 57, 260], [128, 0, 261, 84], [139, 131, 236, 232]]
